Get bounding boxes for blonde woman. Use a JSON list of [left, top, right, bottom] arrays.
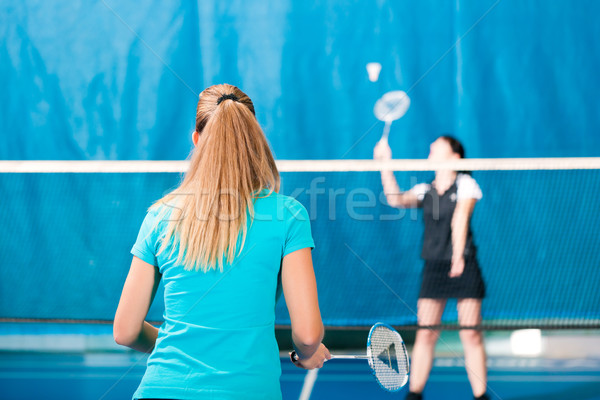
[[374, 136, 488, 400], [114, 84, 330, 400]]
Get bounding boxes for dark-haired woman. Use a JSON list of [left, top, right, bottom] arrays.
[[114, 84, 330, 400], [374, 136, 488, 400]]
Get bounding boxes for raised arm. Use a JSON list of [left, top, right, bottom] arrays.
[[449, 199, 477, 278], [281, 248, 330, 369], [113, 256, 161, 352], [373, 140, 420, 208]]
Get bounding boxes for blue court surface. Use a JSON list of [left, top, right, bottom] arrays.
[[2, 352, 599, 400]]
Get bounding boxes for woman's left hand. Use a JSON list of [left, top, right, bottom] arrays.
[[449, 256, 465, 278]]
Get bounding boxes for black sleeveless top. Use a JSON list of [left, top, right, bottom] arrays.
[[421, 180, 478, 261]]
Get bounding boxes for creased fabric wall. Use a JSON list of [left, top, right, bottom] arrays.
[[1, 1, 598, 160], [1, 1, 599, 327]]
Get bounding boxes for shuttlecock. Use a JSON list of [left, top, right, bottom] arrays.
[[366, 62, 382, 82]]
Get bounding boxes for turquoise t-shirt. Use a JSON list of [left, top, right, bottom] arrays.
[[130, 191, 314, 400]]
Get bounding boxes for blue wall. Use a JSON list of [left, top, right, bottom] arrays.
[[1, 1, 599, 327], [1, 0, 599, 160]]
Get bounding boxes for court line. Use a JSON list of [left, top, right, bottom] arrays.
[[285, 363, 600, 374], [0, 372, 144, 380], [289, 374, 600, 383], [100, 1, 198, 98], [0, 370, 598, 382], [339, 0, 504, 159], [298, 369, 319, 400]]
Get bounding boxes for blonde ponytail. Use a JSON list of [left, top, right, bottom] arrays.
[[152, 84, 279, 271]]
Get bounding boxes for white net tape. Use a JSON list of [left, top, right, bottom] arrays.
[[1, 158, 600, 173]]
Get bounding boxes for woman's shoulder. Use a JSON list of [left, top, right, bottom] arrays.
[[456, 172, 478, 184], [277, 193, 305, 206], [272, 192, 308, 213], [255, 191, 309, 219], [409, 182, 432, 200], [144, 203, 176, 228], [456, 173, 482, 200]]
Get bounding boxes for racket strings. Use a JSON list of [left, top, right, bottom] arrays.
[[367, 324, 410, 391]]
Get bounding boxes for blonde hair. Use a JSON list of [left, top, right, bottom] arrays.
[[152, 84, 279, 271]]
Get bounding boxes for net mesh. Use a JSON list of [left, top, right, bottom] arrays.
[[0, 160, 599, 329], [367, 323, 409, 391]]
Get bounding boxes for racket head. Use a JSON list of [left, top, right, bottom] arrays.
[[374, 90, 410, 122], [366, 322, 410, 392]]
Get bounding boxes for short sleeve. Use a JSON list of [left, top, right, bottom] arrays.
[[131, 210, 160, 267], [408, 183, 431, 201], [456, 174, 483, 201], [282, 199, 315, 257]]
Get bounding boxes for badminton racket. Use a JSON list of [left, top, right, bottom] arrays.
[[374, 90, 410, 143], [291, 322, 410, 392]]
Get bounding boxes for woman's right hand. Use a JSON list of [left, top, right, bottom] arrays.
[[373, 139, 392, 160], [290, 343, 331, 370]]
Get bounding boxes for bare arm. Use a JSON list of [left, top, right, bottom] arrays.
[[282, 248, 330, 369], [374, 140, 420, 208], [114, 256, 161, 352], [449, 199, 476, 278]]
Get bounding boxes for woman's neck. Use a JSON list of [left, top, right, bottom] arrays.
[[434, 170, 457, 192]]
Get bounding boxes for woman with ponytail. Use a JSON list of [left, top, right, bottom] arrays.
[[114, 84, 329, 399]]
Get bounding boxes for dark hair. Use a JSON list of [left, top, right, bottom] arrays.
[[438, 134, 470, 175], [439, 135, 465, 158]]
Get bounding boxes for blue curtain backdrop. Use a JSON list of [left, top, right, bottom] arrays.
[[1, 0, 599, 160], [1, 1, 599, 327]]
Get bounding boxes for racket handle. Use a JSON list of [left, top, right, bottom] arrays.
[[381, 121, 392, 141], [290, 350, 367, 362], [329, 354, 369, 360], [290, 350, 299, 363]]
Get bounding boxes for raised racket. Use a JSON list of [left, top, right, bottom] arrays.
[[374, 90, 411, 143]]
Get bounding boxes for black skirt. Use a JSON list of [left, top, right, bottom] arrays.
[[419, 258, 485, 299]]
